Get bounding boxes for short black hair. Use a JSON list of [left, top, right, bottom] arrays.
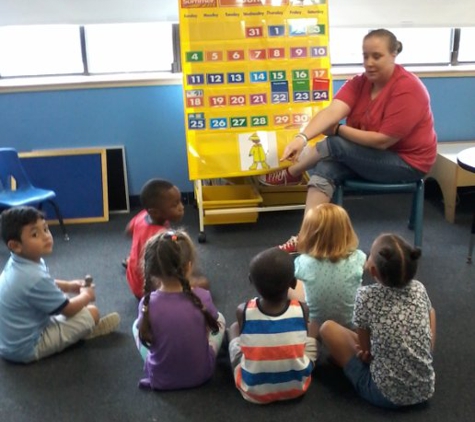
[[140, 179, 175, 209], [249, 247, 295, 302], [1, 206, 45, 244]]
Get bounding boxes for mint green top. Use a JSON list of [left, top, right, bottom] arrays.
[[294, 249, 366, 328]]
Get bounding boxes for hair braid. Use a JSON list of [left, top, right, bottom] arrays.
[[177, 270, 219, 334], [138, 292, 153, 347], [138, 235, 162, 347]]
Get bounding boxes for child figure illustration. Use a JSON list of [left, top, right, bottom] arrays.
[[133, 229, 225, 390], [228, 247, 318, 404], [0, 206, 120, 363], [125, 178, 208, 299], [320, 233, 436, 408], [248, 132, 270, 170], [290, 203, 366, 332]]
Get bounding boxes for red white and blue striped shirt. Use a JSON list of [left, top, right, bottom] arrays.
[[234, 298, 313, 404]]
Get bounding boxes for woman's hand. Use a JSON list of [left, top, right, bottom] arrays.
[[280, 136, 306, 162]]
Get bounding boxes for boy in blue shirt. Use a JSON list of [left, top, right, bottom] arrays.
[[0, 206, 120, 363]]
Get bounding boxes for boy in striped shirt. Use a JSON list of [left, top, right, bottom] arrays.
[[228, 247, 318, 404]]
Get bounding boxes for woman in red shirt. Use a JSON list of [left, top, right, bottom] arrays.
[[261, 29, 437, 253]]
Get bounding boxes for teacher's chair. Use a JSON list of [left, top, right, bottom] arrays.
[[334, 179, 425, 248], [0, 148, 69, 240]]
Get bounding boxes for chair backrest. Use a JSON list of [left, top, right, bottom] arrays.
[[0, 148, 33, 191]]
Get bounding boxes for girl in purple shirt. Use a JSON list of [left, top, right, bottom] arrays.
[[132, 229, 225, 390]]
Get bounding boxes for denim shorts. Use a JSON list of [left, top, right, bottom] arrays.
[[344, 355, 400, 409], [307, 136, 426, 198]]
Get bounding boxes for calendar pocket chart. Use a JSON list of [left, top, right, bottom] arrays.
[[179, 0, 332, 180]]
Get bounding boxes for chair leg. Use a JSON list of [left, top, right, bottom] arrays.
[[467, 212, 475, 264], [411, 181, 424, 249], [333, 184, 343, 205], [46, 200, 70, 241]]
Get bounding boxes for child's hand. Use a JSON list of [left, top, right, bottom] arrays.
[[68, 280, 84, 294], [356, 348, 372, 364], [80, 286, 96, 302]]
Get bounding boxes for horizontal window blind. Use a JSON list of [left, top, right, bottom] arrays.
[[0, 0, 473, 27], [0, 0, 179, 25]]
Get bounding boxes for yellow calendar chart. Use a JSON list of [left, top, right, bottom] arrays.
[[179, 0, 332, 180]]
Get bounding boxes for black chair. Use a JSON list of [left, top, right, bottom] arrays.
[[0, 148, 69, 240], [334, 179, 425, 248]]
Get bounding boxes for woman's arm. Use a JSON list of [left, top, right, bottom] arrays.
[[280, 99, 350, 162], [337, 124, 399, 150]]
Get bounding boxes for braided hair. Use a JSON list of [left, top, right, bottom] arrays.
[[138, 229, 219, 347], [372, 233, 421, 288]]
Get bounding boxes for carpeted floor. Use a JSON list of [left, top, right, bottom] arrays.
[[0, 183, 474, 422]]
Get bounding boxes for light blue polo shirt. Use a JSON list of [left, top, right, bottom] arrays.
[[0, 253, 68, 362]]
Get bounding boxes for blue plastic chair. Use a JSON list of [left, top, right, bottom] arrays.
[[334, 179, 425, 248], [0, 148, 69, 240]]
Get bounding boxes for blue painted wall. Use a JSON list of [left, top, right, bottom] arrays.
[[1, 77, 474, 195]]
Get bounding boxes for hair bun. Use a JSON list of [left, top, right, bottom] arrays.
[[396, 41, 403, 54], [410, 248, 421, 260]]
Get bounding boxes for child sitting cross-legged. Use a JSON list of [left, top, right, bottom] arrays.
[[125, 178, 209, 299], [133, 229, 225, 390], [289, 203, 366, 333], [228, 247, 318, 404], [320, 233, 436, 408], [0, 206, 120, 364]]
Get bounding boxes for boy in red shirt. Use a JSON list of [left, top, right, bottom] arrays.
[[125, 179, 208, 299]]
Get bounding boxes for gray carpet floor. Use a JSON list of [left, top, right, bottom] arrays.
[[0, 183, 474, 422]]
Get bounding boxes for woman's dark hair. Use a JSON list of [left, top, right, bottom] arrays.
[[249, 247, 295, 302], [138, 229, 219, 347], [373, 233, 421, 288], [140, 178, 174, 209], [1, 206, 45, 244], [365, 28, 403, 55]]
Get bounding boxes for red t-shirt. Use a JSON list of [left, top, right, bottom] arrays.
[[334, 65, 437, 173], [126, 209, 168, 298]]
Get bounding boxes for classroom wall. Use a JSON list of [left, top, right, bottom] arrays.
[[1, 77, 475, 195]]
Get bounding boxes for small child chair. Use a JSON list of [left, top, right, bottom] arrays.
[[0, 148, 69, 240], [334, 179, 425, 248]]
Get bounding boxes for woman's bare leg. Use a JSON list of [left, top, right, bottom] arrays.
[[287, 146, 321, 177], [305, 186, 331, 214]]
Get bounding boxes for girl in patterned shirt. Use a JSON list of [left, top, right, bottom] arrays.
[[289, 203, 366, 332], [319, 233, 436, 408]]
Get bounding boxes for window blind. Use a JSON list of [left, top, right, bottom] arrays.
[[0, 0, 473, 27]]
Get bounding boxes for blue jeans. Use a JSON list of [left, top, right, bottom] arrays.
[[344, 356, 400, 409], [307, 136, 426, 198]]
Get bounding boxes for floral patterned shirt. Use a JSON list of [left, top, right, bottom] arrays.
[[353, 280, 435, 405]]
